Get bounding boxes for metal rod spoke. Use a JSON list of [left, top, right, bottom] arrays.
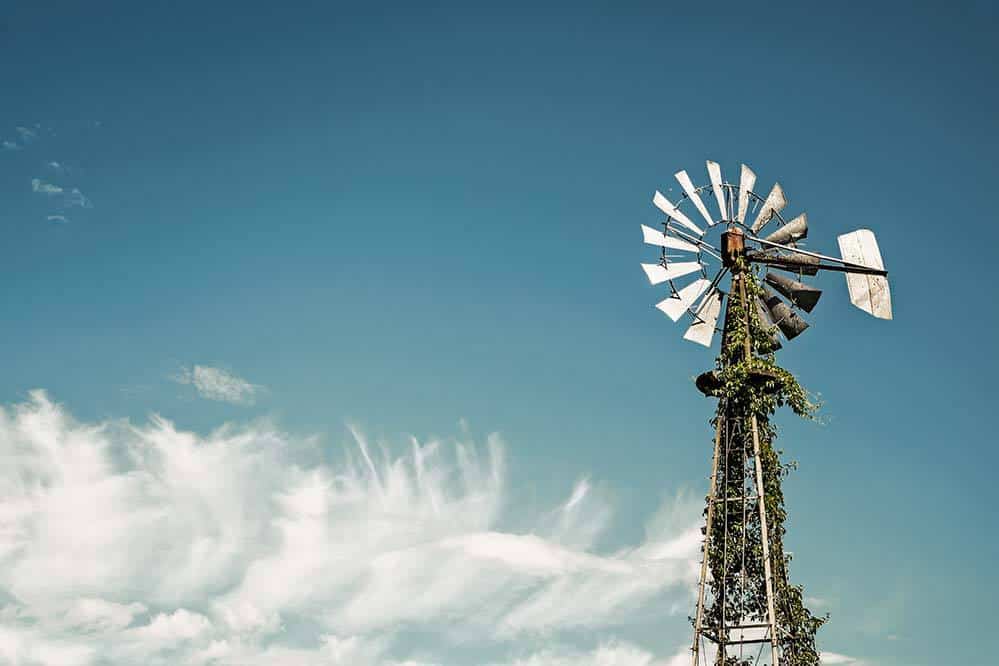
[[668, 224, 724, 261]]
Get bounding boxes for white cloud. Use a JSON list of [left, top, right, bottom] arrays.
[[173, 365, 261, 405], [46, 214, 69, 224], [31, 177, 63, 195], [0, 391, 706, 665], [60, 598, 147, 633], [821, 652, 859, 664], [494, 642, 686, 666]]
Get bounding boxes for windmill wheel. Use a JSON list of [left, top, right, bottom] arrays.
[[640, 160, 826, 348]]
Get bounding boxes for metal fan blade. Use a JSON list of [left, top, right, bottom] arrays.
[[749, 183, 787, 233], [674, 170, 715, 228], [641, 225, 699, 253], [764, 271, 822, 313], [683, 288, 724, 347], [641, 261, 702, 285], [656, 278, 711, 322], [837, 229, 893, 319], [652, 191, 703, 236], [747, 248, 819, 276], [762, 288, 810, 340], [736, 164, 756, 224], [705, 161, 727, 222], [755, 296, 783, 350], [763, 213, 808, 245]]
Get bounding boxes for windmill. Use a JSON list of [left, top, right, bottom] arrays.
[[639, 161, 892, 666]]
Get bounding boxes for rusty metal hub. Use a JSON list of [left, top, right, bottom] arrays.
[[720, 227, 745, 268]]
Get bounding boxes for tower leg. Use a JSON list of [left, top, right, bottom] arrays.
[[692, 413, 724, 666], [750, 412, 781, 666]]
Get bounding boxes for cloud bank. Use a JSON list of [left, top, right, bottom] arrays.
[[0, 391, 703, 665]]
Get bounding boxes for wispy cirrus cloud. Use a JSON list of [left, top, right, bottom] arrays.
[[1, 125, 42, 151], [4, 124, 93, 223], [172, 364, 261, 405], [820, 652, 862, 664], [0, 391, 704, 665]]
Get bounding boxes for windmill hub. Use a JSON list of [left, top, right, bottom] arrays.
[[720, 227, 746, 269]]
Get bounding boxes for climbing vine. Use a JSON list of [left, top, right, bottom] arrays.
[[698, 265, 825, 666]]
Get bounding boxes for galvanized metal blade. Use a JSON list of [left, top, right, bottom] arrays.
[[675, 170, 715, 228], [749, 183, 787, 233], [641, 261, 703, 285], [762, 288, 810, 340], [683, 288, 724, 347], [653, 191, 704, 236], [764, 271, 822, 312], [763, 213, 808, 245], [705, 161, 727, 222], [641, 224, 699, 253], [837, 229, 893, 319], [656, 277, 711, 322], [736, 164, 756, 224], [755, 295, 783, 350]]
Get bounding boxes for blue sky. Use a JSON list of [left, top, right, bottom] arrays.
[[0, 2, 996, 665]]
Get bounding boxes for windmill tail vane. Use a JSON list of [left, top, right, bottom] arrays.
[[638, 161, 893, 666]]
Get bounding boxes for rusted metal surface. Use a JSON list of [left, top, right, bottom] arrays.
[[721, 228, 745, 268]]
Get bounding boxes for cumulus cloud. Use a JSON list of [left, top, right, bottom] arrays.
[[0, 391, 705, 665], [173, 365, 261, 405], [46, 215, 69, 224]]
